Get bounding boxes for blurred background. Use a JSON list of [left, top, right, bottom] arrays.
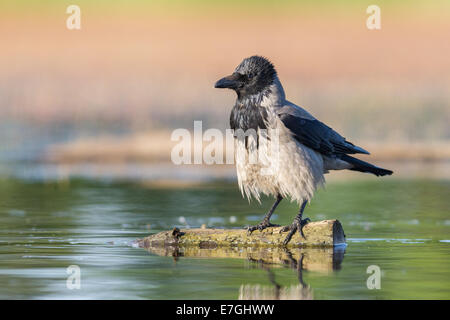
[[0, 0, 450, 300], [1, 0, 449, 182]]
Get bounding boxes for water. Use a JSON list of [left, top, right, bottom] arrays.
[[0, 178, 449, 299]]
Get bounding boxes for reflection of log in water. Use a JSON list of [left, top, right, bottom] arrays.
[[143, 244, 345, 300], [143, 245, 345, 273]]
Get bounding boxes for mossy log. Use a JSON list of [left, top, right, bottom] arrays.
[[137, 219, 345, 249]]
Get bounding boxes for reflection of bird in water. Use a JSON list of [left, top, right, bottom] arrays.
[[239, 253, 313, 300], [215, 56, 393, 244], [143, 242, 345, 300]]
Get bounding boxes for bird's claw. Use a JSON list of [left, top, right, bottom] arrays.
[[247, 220, 280, 235], [280, 217, 310, 245]]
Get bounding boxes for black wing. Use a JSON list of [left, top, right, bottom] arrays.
[[278, 113, 369, 156]]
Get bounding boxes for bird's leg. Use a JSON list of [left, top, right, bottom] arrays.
[[266, 268, 281, 300], [279, 200, 311, 245], [247, 194, 282, 234], [296, 254, 308, 288]]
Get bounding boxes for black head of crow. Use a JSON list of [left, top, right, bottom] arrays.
[[215, 56, 277, 98]]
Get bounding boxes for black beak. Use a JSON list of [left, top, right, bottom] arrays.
[[214, 73, 241, 89]]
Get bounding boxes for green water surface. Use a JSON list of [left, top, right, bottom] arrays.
[[0, 178, 449, 299]]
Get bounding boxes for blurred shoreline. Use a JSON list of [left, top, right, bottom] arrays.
[[1, 130, 448, 183], [1, 1, 449, 184], [2, 160, 449, 186], [45, 131, 450, 164]]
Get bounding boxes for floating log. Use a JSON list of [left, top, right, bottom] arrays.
[[137, 219, 345, 249]]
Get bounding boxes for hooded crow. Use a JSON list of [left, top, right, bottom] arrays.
[[215, 56, 393, 244]]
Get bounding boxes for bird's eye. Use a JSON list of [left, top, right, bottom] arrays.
[[247, 73, 256, 80]]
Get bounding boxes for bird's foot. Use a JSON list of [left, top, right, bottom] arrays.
[[279, 217, 311, 245], [247, 219, 280, 235]]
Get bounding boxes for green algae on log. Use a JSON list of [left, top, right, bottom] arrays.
[[137, 219, 345, 248]]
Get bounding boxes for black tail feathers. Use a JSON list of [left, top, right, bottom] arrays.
[[341, 155, 393, 177]]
